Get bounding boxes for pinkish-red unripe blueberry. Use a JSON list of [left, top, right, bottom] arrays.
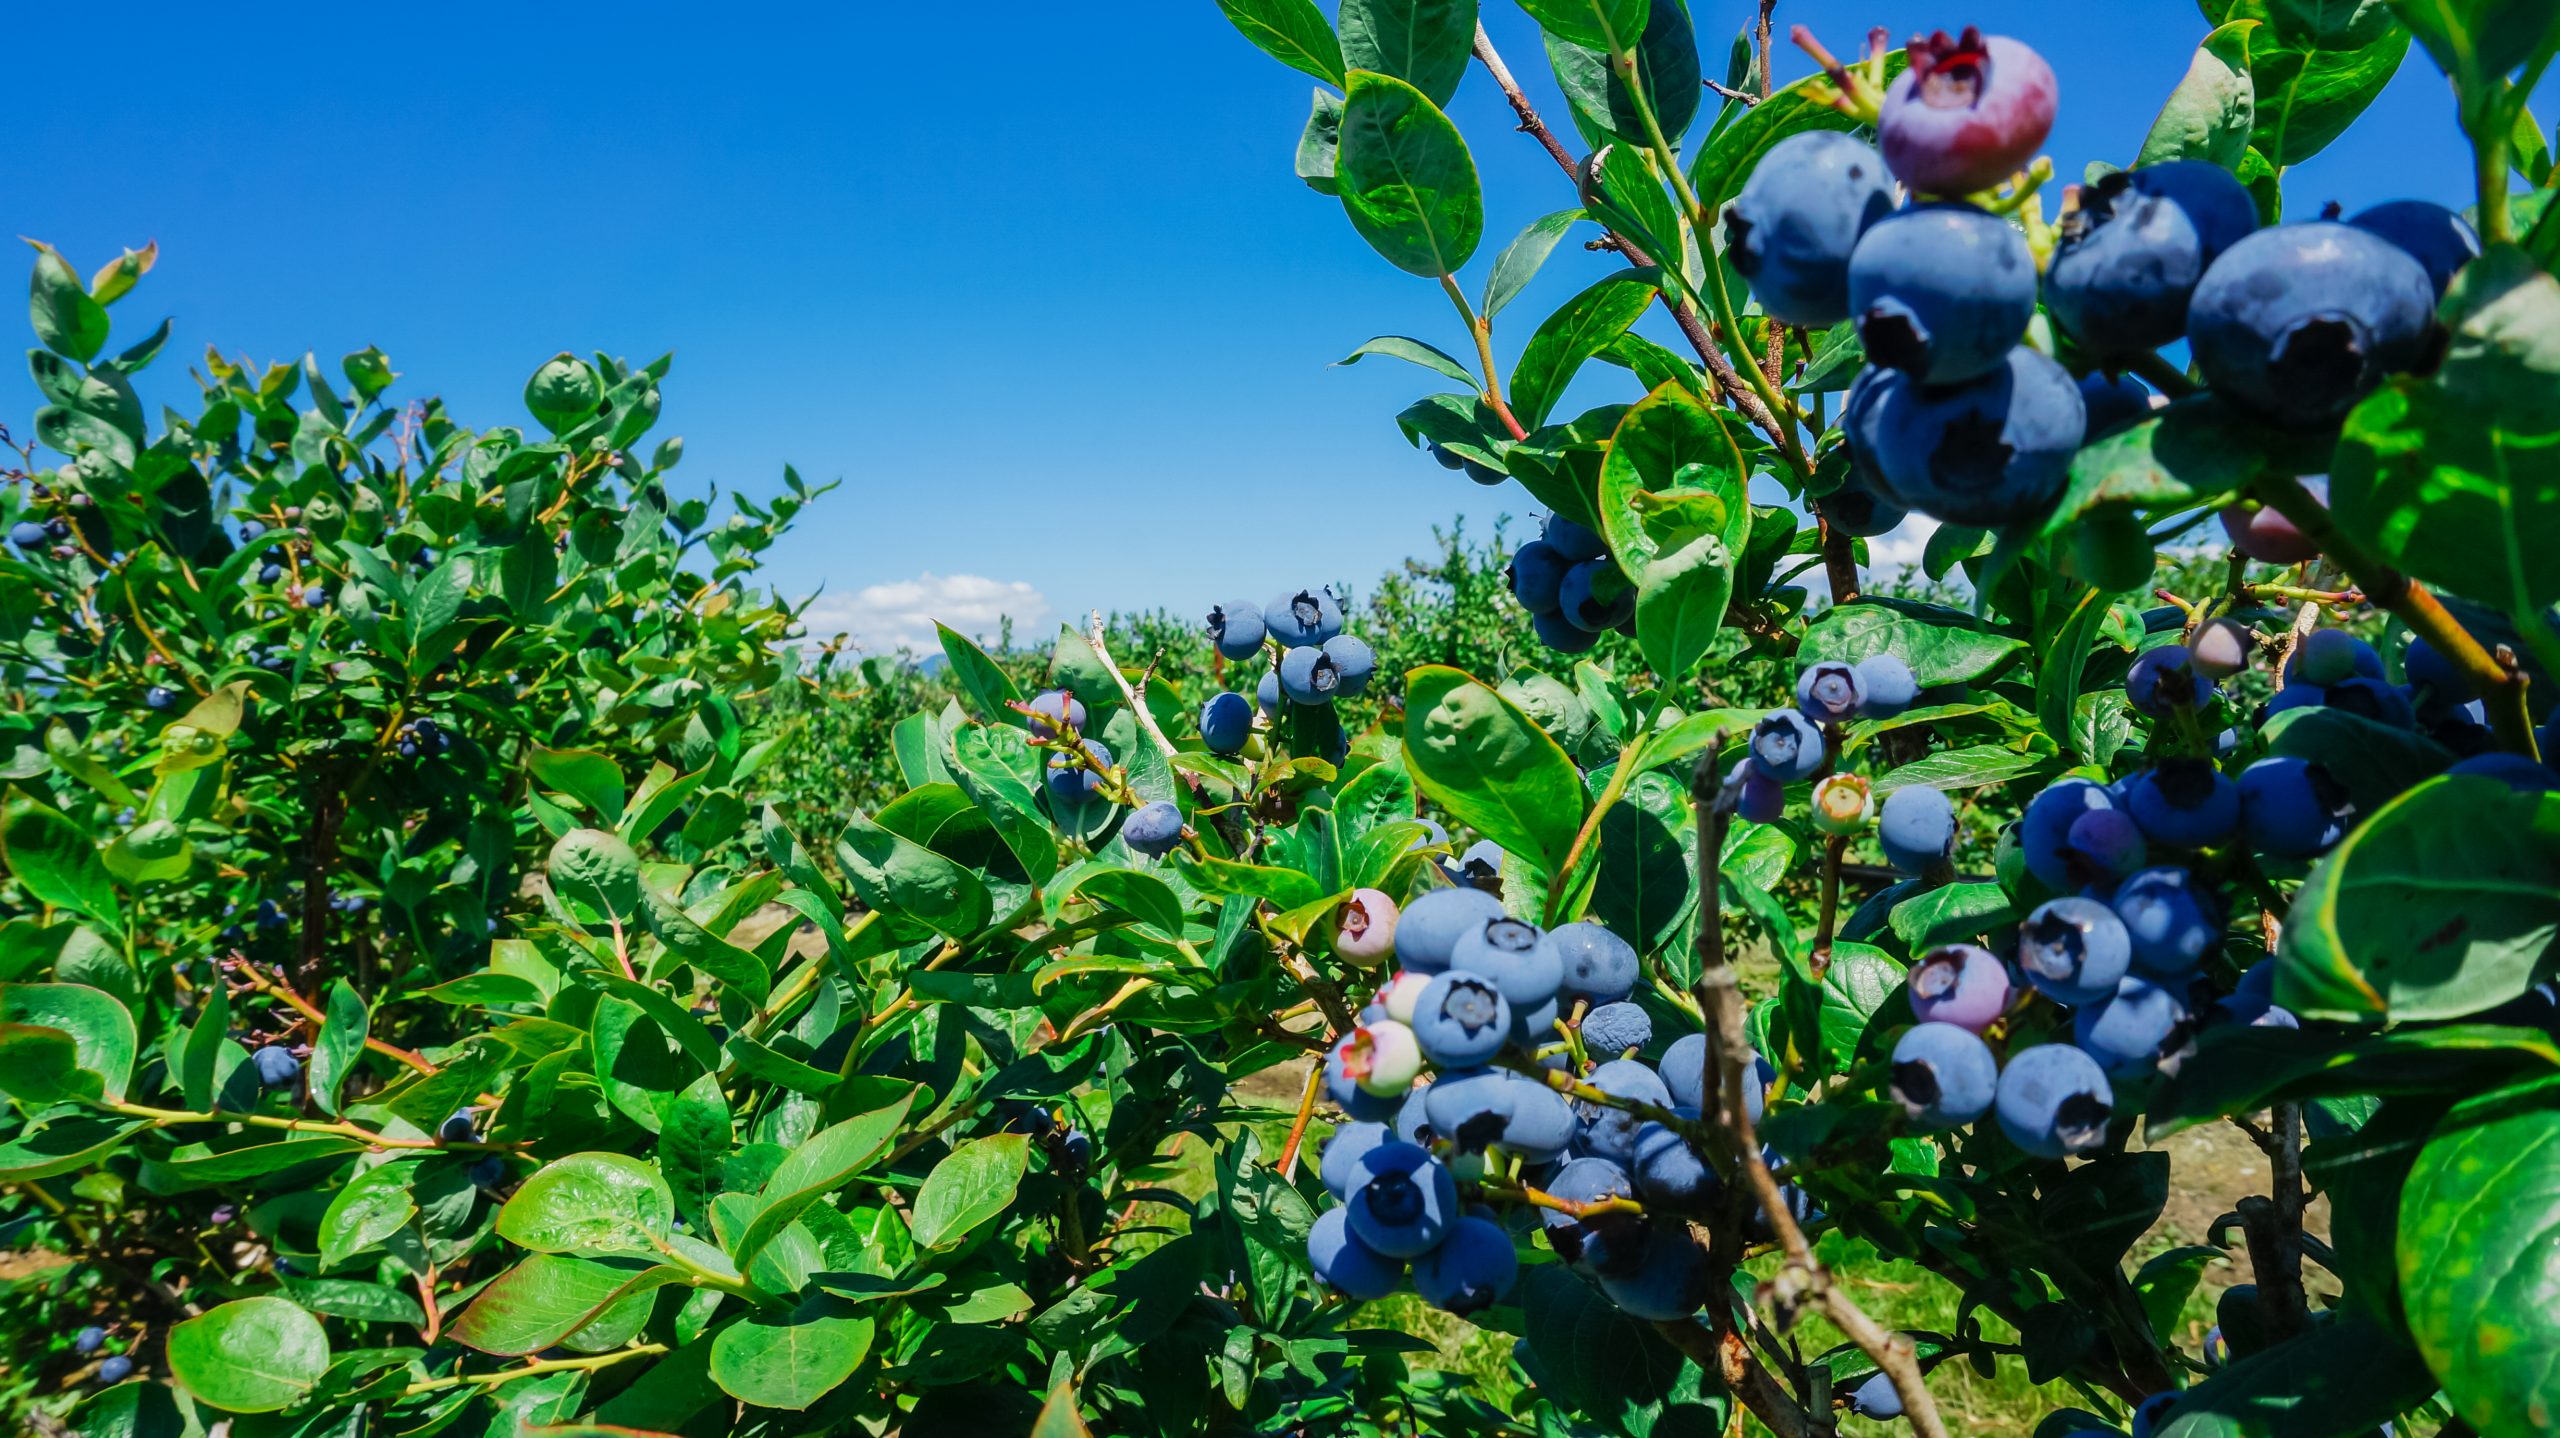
[[1336, 888, 1400, 966], [1907, 943, 2011, 1032], [1878, 28, 2057, 196]]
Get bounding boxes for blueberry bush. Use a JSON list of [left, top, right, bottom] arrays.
[[3, 1, 2557, 1436]]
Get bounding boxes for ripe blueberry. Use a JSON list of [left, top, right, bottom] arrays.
[[1496, 1074, 1579, 1162], [1123, 800, 1185, 857], [1820, 469, 1910, 538], [1796, 660, 1866, 725], [1411, 971, 1512, 1068], [1255, 669, 1282, 716], [1198, 690, 1252, 754], [2119, 859, 2222, 972], [1907, 943, 2011, 1033], [1575, 1058, 1672, 1163], [2126, 644, 2215, 717], [1207, 600, 1267, 661], [1737, 765, 1787, 823], [1321, 634, 1376, 696], [1532, 609, 1600, 654], [1551, 922, 1640, 1005], [2047, 160, 2259, 355], [1422, 1067, 1517, 1152], [1510, 540, 1569, 615], [1892, 1021, 2000, 1130], [1855, 653, 1919, 719], [438, 1109, 478, 1143], [1727, 130, 1896, 327], [1595, 1225, 1715, 1318], [1025, 688, 1086, 740], [1558, 560, 1634, 633], [2017, 777, 2119, 890], [1543, 514, 1607, 562], [1413, 1214, 1517, 1314], [1878, 784, 1957, 875], [1428, 442, 1467, 470], [252, 1044, 301, 1087], [1867, 347, 2086, 526], [2062, 807, 2149, 886], [2017, 896, 2133, 1006], [7, 521, 44, 550], [96, 1355, 134, 1384], [1541, 1156, 1640, 1274], [1044, 739, 1113, 808], [144, 686, 175, 710], [2079, 370, 2157, 439], [1450, 916, 1564, 1008], [2237, 756, 2349, 857], [1877, 28, 2057, 196], [2403, 633, 2473, 706], [1309, 1206, 1402, 1300], [2321, 675, 2416, 729], [1321, 1120, 1391, 1200], [1278, 645, 1341, 704], [1395, 887, 1508, 972], [75, 1325, 105, 1355], [2448, 752, 2560, 793], [1749, 709, 1828, 782], [1849, 203, 2038, 385], [1631, 1120, 1716, 1211], [2348, 199, 2479, 298], [1266, 587, 1344, 647], [2123, 759, 2240, 849], [2073, 974, 2195, 1079], [2188, 222, 2438, 429], [1994, 1043, 2115, 1159], [1848, 1371, 1906, 1419], [1579, 1001, 1652, 1056], [1661, 1037, 1772, 1123]]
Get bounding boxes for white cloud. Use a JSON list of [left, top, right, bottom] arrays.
[[796, 572, 1052, 655]]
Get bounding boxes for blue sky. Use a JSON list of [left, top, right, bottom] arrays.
[[6, 2, 2542, 652]]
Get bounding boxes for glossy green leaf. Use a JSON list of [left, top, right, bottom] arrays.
[[1595, 379, 1745, 587], [707, 1297, 875, 1410], [2151, 1022, 2560, 1136], [2278, 775, 2560, 1022], [309, 979, 367, 1116], [26, 241, 110, 362], [2332, 246, 2560, 610], [2138, 21, 2261, 166], [2, 793, 120, 934], [1516, 0, 1648, 53], [935, 622, 1024, 729], [500, 1152, 676, 1254], [1336, 335, 1477, 388], [1484, 208, 1585, 319], [834, 811, 992, 940], [0, 983, 134, 1100], [1214, 0, 1346, 84], [2398, 1085, 2560, 1436], [447, 1254, 689, 1357], [1514, 269, 1661, 433], [1340, 0, 1477, 106], [640, 887, 774, 1004], [658, 1071, 732, 1227], [319, 1162, 418, 1269], [731, 1094, 915, 1271], [1544, 0, 1700, 148], [910, 1133, 1031, 1250], [1801, 598, 2027, 687], [529, 747, 627, 825], [1402, 666, 1586, 874], [2041, 394, 2310, 539], [2246, 4, 2412, 165], [166, 1297, 330, 1413], [1688, 59, 1906, 220], [1336, 70, 1483, 278]]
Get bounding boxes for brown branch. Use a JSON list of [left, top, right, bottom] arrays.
[[1689, 747, 1950, 1438], [2238, 1103, 2312, 1342]]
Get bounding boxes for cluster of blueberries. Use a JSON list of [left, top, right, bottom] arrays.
[[1306, 884, 1762, 1323], [395, 716, 452, 760], [1724, 28, 2472, 544], [74, 1324, 132, 1384], [1733, 655, 1918, 828], [8, 513, 77, 561], [1503, 515, 1636, 656], [1205, 587, 1377, 719]]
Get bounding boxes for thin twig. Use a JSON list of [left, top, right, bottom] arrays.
[[1689, 747, 1951, 1438]]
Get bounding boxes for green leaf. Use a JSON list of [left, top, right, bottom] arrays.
[[0, 983, 135, 1100], [2138, 21, 2261, 167], [26, 241, 110, 362], [1050, 867, 1188, 940], [0, 1115, 139, 1180], [2, 792, 121, 934], [935, 622, 1024, 729], [2261, 703, 2455, 819], [1629, 452, 1748, 681], [1483, 209, 1585, 319], [835, 811, 993, 940], [1544, 0, 1700, 148], [1889, 882, 2018, 951], [448, 1254, 689, 1357], [640, 887, 773, 1005], [1800, 598, 2027, 687], [1336, 335, 1477, 388], [1214, 0, 1346, 85], [319, 1162, 418, 1269], [1511, 271, 1660, 431], [1033, 1378, 1096, 1438], [2150, 1023, 2560, 1136], [1516, 0, 1648, 54], [2397, 1084, 2560, 1436], [309, 979, 367, 1117], [1297, 87, 1345, 194], [1595, 380, 1746, 588], [166, 1297, 330, 1414], [910, 1133, 1031, 1251], [0, 1024, 100, 1105], [731, 1094, 915, 1271], [1336, 70, 1484, 278], [2246, 7, 2413, 165], [1401, 666, 1586, 874], [2278, 775, 2560, 1022], [499, 1153, 676, 1254], [529, 747, 628, 825], [1515, 1263, 1691, 1415], [2037, 584, 2114, 755], [2041, 394, 2309, 539], [2390, 0, 2558, 84], [524, 354, 603, 434], [707, 1297, 876, 1410], [658, 1071, 732, 1227], [1339, 0, 1477, 106], [2332, 245, 2560, 611], [1688, 59, 1906, 221]]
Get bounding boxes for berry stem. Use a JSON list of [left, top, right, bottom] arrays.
[[1274, 1060, 1325, 1178], [2248, 473, 2539, 757], [1437, 275, 1528, 441], [1686, 745, 1952, 1438], [397, 1341, 668, 1398]]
